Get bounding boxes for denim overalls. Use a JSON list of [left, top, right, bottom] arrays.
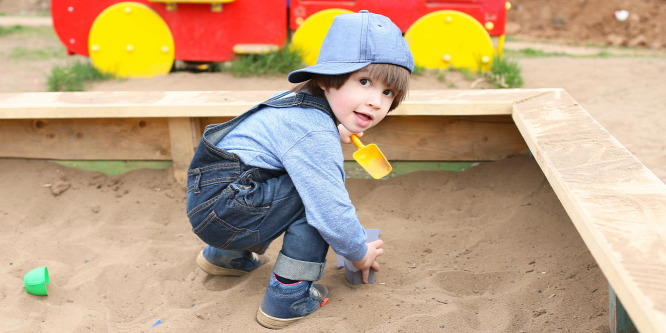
[[186, 92, 336, 281]]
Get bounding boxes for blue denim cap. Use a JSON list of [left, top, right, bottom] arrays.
[[288, 10, 414, 83]]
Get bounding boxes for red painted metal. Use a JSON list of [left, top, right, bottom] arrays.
[[51, 0, 288, 62], [51, 0, 506, 63]]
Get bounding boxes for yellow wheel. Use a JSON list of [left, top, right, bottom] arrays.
[[88, 2, 175, 78], [290, 8, 352, 66], [405, 10, 495, 73]]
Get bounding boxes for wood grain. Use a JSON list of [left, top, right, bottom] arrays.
[[0, 90, 553, 119], [0, 118, 171, 160], [512, 89, 666, 333], [200, 115, 528, 161]]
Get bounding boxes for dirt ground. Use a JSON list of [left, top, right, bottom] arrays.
[[1, 1, 665, 332], [507, 0, 666, 49]]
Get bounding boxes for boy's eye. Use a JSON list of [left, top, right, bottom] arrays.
[[383, 89, 394, 97], [359, 78, 370, 86]]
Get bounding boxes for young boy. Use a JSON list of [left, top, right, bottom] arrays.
[[185, 10, 413, 329]]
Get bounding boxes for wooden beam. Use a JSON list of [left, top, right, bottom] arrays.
[[200, 115, 528, 162], [390, 89, 544, 116], [0, 118, 171, 160], [341, 115, 527, 161], [0, 90, 553, 119], [512, 89, 666, 333], [167, 117, 200, 186], [0, 91, 275, 119], [0, 90, 538, 185]]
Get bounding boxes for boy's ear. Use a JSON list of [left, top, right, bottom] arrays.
[[312, 77, 326, 91]]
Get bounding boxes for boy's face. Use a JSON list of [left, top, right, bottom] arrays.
[[322, 68, 395, 134]]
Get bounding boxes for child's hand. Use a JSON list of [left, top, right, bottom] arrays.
[[338, 124, 363, 144], [352, 239, 384, 283]]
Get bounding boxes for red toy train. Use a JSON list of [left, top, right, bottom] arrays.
[[51, 0, 510, 77]]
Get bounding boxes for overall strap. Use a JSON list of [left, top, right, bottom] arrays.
[[261, 92, 337, 123], [199, 91, 336, 158]]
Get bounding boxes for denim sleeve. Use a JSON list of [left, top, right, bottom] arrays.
[[281, 130, 368, 262]]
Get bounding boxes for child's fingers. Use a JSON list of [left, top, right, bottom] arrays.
[[337, 124, 364, 144], [370, 239, 384, 257], [370, 239, 383, 248], [338, 124, 353, 143], [371, 260, 380, 273], [361, 261, 380, 284]]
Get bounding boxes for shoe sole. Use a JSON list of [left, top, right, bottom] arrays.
[[255, 287, 330, 329], [256, 308, 303, 329], [196, 250, 250, 276]]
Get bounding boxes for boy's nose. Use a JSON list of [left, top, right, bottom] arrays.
[[366, 91, 382, 109]]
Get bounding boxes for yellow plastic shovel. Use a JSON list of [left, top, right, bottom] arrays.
[[350, 134, 392, 179]]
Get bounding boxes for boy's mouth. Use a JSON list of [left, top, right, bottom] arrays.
[[354, 111, 372, 121], [354, 111, 373, 127]]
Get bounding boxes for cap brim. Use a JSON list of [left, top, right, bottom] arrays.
[[288, 62, 371, 83]]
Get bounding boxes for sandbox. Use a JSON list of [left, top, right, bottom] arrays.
[[1, 89, 664, 332]]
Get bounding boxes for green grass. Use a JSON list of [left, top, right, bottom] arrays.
[[486, 55, 523, 88], [596, 50, 614, 58], [504, 47, 664, 59], [217, 47, 305, 77], [47, 61, 113, 92], [451, 66, 476, 80], [412, 65, 427, 75], [344, 161, 478, 179], [504, 47, 570, 58], [0, 25, 55, 37], [0, 25, 28, 36], [431, 69, 447, 82], [53, 160, 173, 175], [410, 56, 523, 89], [9, 45, 66, 60]]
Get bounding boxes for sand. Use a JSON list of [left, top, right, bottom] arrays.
[[0, 156, 609, 332]]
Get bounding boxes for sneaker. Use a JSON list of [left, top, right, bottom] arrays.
[[256, 274, 330, 329], [196, 245, 268, 276]]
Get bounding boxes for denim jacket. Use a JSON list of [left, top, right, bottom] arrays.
[[186, 92, 369, 263]]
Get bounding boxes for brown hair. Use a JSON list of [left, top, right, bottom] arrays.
[[291, 63, 410, 111]]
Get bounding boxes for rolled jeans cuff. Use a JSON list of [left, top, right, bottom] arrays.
[[273, 252, 325, 282]]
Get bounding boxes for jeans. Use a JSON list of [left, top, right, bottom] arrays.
[[186, 92, 335, 281]]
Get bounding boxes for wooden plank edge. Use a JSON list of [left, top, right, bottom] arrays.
[[0, 89, 555, 119], [511, 90, 666, 333]]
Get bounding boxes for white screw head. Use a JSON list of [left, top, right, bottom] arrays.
[[481, 56, 491, 64], [69, 38, 75, 44], [125, 7, 132, 14], [67, 6, 74, 12], [161, 46, 169, 53], [442, 54, 451, 62], [91, 44, 99, 52], [126, 44, 134, 52]]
